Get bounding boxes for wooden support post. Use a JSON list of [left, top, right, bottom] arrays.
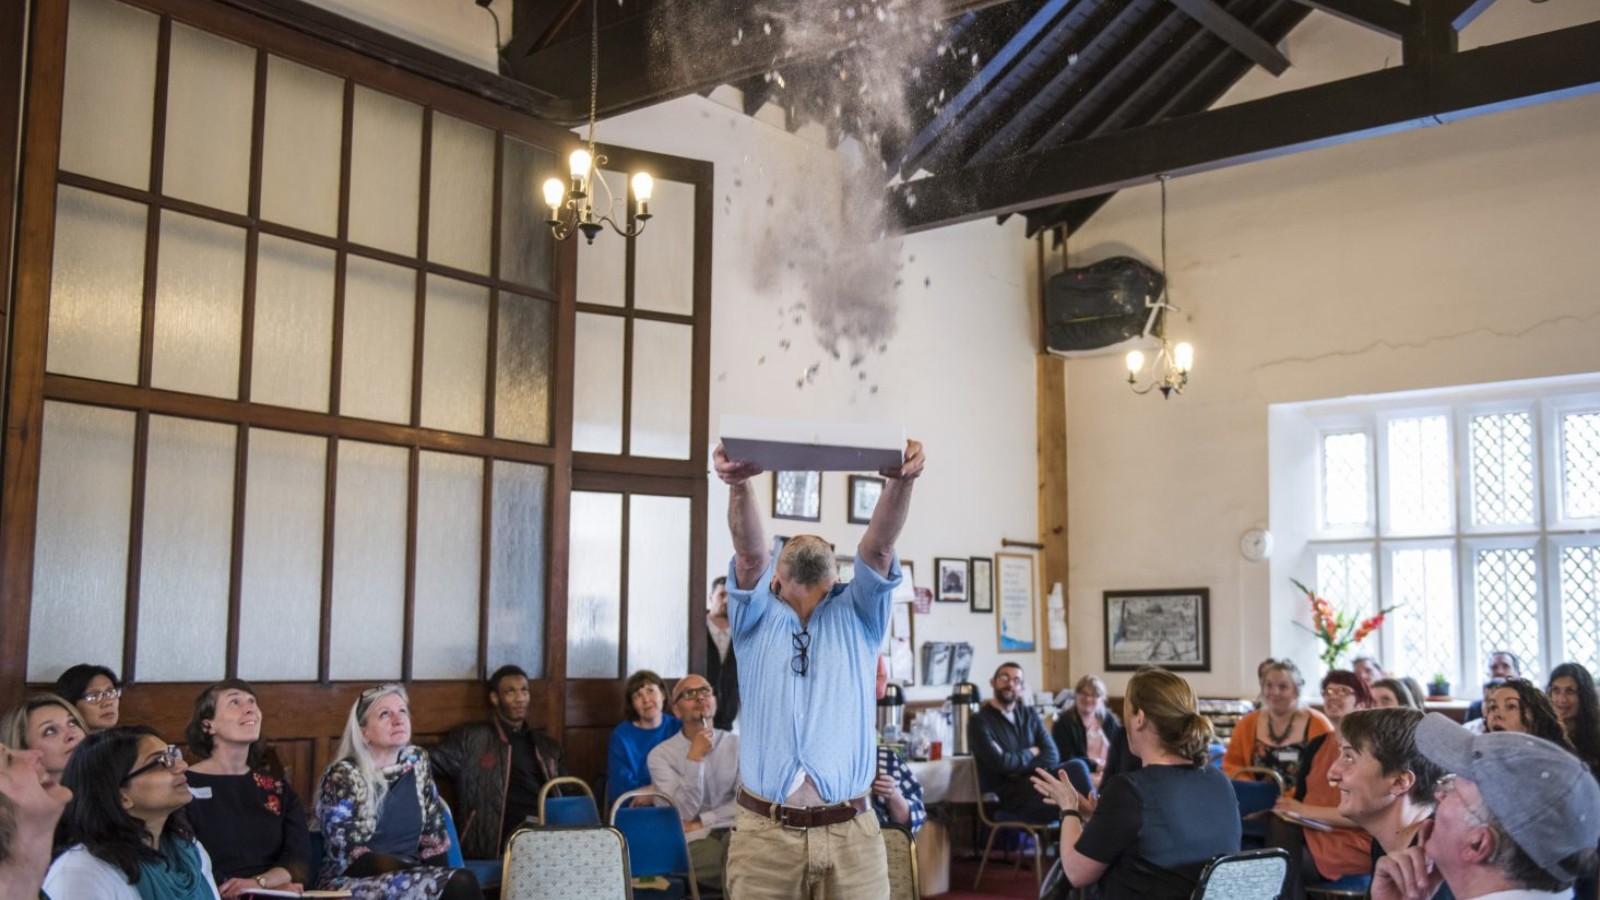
[[1037, 353, 1071, 694]]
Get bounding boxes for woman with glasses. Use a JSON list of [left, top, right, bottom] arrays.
[[315, 683, 481, 899], [1272, 670, 1376, 894], [605, 669, 682, 809], [184, 679, 310, 898], [1052, 674, 1123, 790], [1223, 658, 1332, 785], [0, 693, 86, 782], [52, 663, 123, 733], [44, 726, 221, 899]]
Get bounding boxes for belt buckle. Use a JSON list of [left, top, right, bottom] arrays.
[[770, 801, 805, 830]]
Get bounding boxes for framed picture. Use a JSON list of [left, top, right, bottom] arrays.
[[970, 556, 994, 613], [995, 553, 1037, 651], [935, 557, 970, 603], [847, 475, 884, 524], [772, 470, 821, 521], [1103, 588, 1211, 672]]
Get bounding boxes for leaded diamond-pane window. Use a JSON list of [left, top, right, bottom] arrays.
[[1322, 432, 1370, 530], [1390, 548, 1456, 685], [1562, 411, 1600, 520], [1561, 544, 1600, 674], [1473, 546, 1542, 681], [1317, 550, 1377, 658], [1387, 416, 1451, 534], [1469, 412, 1534, 527]]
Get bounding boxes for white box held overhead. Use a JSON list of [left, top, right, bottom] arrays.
[[719, 415, 905, 472]]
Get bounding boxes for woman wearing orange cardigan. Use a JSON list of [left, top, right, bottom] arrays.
[[1223, 659, 1331, 785]]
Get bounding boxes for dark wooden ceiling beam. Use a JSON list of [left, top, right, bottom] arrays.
[[510, 0, 1024, 123], [1282, 0, 1407, 39], [888, 20, 1600, 232], [1166, 0, 1290, 75]]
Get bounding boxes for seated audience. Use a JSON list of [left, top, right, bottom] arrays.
[[1486, 677, 1575, 750], [1352, 656, 1386, 687], [1464, 650, 1520, 721], [1272, 670, 1376, 894], [970, 661, 1062, 823], [430, 665, 563, 857], [1370, 678, 1421, 710], [1548, 663, 1600, 771], [1, 742, 73, 900], [52, 663, 122, 733], [0, 694, 85, 781], [1371, 715, 1600, 900], [873, 743, 927, 834], [1224, 658, 1332, 784], [1032, 667, 1240, 900], [1325, 708, 1448, 899], [183, 679, 309, 897], [45, 726, 222, 899], [647, 675, 738, 894], [1052, 674, 1123, 788], [606, 669, 683, 809], [315, 683, 481, 899]]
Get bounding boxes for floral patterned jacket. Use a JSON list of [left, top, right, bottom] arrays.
[[316, 745, 452, 888]]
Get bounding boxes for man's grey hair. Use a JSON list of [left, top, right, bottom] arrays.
[[780, 536, 834, 586]]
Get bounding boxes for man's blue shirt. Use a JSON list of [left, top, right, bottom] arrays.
[[726, 551, 900, 804]]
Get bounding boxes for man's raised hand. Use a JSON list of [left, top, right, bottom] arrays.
[[880, 440, 925, 481], [713, 442, 764, 486]]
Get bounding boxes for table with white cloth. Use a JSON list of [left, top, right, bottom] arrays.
[[905, 756, 981, 895]]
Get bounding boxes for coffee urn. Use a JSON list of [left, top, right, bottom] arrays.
[[877, 682, 905, 741], [948, 681, 981, 756]]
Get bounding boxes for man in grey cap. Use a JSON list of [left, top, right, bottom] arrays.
[[1372, 712, 1600, 900]]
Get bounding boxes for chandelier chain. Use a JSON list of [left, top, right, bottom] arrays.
[[587, 0, 599, 150]]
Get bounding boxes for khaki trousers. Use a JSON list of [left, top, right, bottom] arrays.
[[725, 804, 889, 900]]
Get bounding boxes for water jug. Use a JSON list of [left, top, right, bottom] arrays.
[[877, 682, 905, 740], [948, 681, 980, 756]]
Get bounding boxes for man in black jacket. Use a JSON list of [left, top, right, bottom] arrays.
[[970, 661, 1060, 823], [430, 665, 565, 859], [706, 576, 740, 731]]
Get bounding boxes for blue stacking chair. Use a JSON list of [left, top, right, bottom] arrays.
[[443, 801, 503, 889], [610, 789, 700, 900], [1231, 766, 1287, 850], [540, 775, 602, 826]]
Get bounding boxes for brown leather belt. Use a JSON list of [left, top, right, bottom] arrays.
[[737, 788, 867, 828]]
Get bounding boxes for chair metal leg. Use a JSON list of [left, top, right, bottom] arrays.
[[974, 823, 1004, 889]]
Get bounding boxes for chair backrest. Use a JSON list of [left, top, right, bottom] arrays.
[[442, 801, 466, 867], [882, 823, 919, 900], [540, 775, 601, 826], [1231, 767, 1285, 819], [610, 789, 700, 899], [501, 825, 633, 900], [1192, 848, 1290, 900]]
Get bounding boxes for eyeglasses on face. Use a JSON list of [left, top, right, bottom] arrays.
[[1322, 686, 1355, 698], [677, 686, 715, 702], [83, 687, 123, 704], [791, 629, 811, 677], [123, 744, 183, 783]]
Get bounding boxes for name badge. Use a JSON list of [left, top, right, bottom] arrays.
[[189, 786, 213, 799]]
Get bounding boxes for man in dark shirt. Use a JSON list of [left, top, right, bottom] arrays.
[[706, 576, 740, 731], [429, 665, 564, 859], [970, 661, 1060, 823]]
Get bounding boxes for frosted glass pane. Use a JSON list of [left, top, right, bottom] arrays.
[[253, 235, 334, 411], [59, 0, 155, 187], [634, 179, 695, 315], [28, 403, 135, 682], [490, 461, 547, 677], [137, 416, 236, 682], [626, 495, 690, 677], [1322, 432, 1371, 529], [238, 429, 326, 681], [494, 294, 553, 445], [329, 440, 409, 680], [1387, 416, 1452, 533], [574, 170, 627, 308], [499, 136, 555, 292], [151, 212, 245, 398], [428, 114, 493, 275], [349, 87, 421, 256], [573, 313, 623, 454], [420, 275, 488, 435], [413, 452, 482, 679], [341, 256, 415, 424], [163, 24, 253, 213], [567, 491, 622, 678], [47, 186, 146, 383], [261, 56, 342, 235], [630, 320, 692, 459]]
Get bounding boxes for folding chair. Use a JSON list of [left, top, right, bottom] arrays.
[[1231, 766, 1286, 850], [1192, 847, 1291, 900], [610, 788, 702, 900], [501, 824, 634, 900], [974, 792, 1057, 889], [881, 822, 919, 900], [540, 775, 602, 826]]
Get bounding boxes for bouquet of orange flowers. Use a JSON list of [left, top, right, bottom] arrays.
[[1292, 578, 1397, 669]]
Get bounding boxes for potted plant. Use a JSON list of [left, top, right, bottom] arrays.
[[1428, 673, 1451, 699]]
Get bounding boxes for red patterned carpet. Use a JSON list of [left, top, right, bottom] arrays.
[[928, 855, 1043, 899]]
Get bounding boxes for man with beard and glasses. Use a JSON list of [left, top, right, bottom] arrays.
[[972, 662, 1064, 824]]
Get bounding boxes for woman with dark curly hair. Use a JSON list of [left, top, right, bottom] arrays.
[[44, 726, 221, 899], [184, 679, 309, 898], [1548, 662, 1600, 778], [1486, 677, 1575, 750]]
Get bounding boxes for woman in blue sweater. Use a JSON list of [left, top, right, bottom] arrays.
[[606, 670, 682, 809]]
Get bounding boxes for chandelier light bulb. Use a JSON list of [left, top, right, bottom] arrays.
[[1174, 341, 1194, 372], [631, 172, 654, 203], [568, 149, 592, 182], [1125, 349, 1145, 376], [541, 178, 565, 212]]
